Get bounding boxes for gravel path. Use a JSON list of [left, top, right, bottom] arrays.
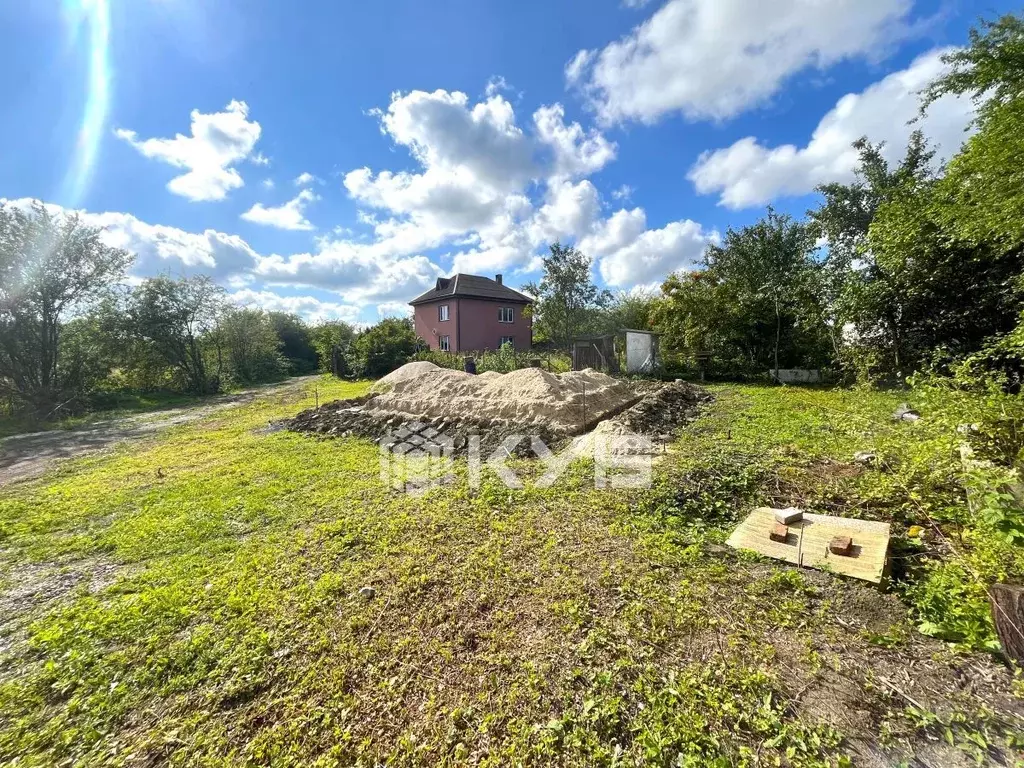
[[0, 377, 314, 487]]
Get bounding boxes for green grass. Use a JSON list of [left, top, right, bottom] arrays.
[[0, 390, 226, 440], [0, 379, 1020, 766]]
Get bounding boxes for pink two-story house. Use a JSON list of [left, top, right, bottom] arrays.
[[410, 273, 533, 353]]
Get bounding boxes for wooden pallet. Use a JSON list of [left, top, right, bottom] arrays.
[[726, 507, 890, 584]]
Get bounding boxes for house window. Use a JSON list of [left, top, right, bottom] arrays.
[[439, 335, 451, 352], [438, 304, 450, 322], [499, 306, 514, 323], [500, 335, 515, 349]]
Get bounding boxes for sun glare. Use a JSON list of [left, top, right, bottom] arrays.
[[60, 0, 111, 207]]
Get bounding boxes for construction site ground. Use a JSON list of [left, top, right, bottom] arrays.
[[0, 376, 1020, 766]]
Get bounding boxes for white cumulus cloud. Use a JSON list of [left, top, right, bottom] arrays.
[[534, 103, 617, 178], [255, 235, 444, 305], [568, 0, 915, 124], [229, 289, 360, 323], [241, 189, 319, 231], [688, 48, 977, 208], [1, 197, 259, 281], [377, 302, 414, 319], [580, 208, 720, 286], [115, 100, 262, 202], [294, 172, 320, 186]]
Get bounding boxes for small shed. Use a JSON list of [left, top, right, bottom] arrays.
[[622, 329, 660, 374], [571, 335, 619, 373]]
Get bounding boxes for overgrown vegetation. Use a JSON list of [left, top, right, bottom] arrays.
[[0, 224, 356, 426], [412, 346, 572, 374], [0, 378, 1020, 766]]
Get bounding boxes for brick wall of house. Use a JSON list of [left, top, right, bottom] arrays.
[[413, 300, 459, 351], [413, 298, 532, 352]]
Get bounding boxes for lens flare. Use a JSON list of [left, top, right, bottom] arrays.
[[60, 0, 111, 207]]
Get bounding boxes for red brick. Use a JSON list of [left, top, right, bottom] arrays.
[[829, 536, 853, 555]]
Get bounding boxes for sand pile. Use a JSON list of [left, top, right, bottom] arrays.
[[363, 364, 639, 433], [372, 361, 454, 392], [286, 377, 712, 456]]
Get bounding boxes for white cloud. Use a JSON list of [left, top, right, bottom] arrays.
[[596, 219, 719, 287], [688, 48, 977, 208], [340, 88, 625, 278], [229, 289, 359, 323], [241, 189, 319, 231], [341, 90, 544, 257], [565, 50, 595, 86], [1, 197, 260, 281], [1, 197, 441, 310], [251, 152, 271, 166], [262, 178, 275, 190], [255, 235, 443, 305], [377, 89, 535, 192], [580, 208, 719, 286], [529, 179, 602, 244], [294, 172, 320, 186], [115, 100, 262, 201], [377, 301, 414, 319], [580, 207, 649, 258], [533, 103, 617, 178], [611, 184, 634, 201], [485, 75, 511, 97], [568, 0, 914, 124]]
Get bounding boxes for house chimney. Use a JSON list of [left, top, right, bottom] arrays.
[[495, 273, 503, 285]]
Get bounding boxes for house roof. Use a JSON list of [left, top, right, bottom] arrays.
[[409, 273, 534, 306]]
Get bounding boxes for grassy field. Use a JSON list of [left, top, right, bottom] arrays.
[[0, 389, 245, 441], [0, 377, 1021, 766]]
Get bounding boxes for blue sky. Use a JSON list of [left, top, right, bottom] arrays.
[[0, 0, 1011, 324]]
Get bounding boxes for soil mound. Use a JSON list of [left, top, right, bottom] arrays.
[[364, 365, 639, 432]]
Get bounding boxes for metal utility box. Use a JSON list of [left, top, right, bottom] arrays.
[[623, 329, 660, 374]]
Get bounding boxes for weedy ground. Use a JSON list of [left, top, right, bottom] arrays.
[[0, 378, 1021, 766]]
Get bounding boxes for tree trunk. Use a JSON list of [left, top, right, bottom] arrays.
[[990, 584, 1024, 665]]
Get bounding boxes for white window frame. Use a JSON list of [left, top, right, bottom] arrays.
[[438, 304, 449, 322], [439, 335, 451, 352], [500, 335, 515, 349], [499, 306, 514, 323]]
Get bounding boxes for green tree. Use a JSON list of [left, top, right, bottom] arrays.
[[807, 133, 937, 364], [268, 312, 318, 374], [920, 14, 1024, 126], [851, 162, 1021, 376], [652, 271, 731, 370], [220, 308, 286, 384], [350, 318, 421, 378], [310, 320, 356, 374], [921, 15, 1024, 253], [124, 275, 225, 394], [702, 208, 821, 373], [523, 243, 612, 349], [600, 290, 658, 335], [840, 14, 1024, 378], [0, 202, 131, 415]]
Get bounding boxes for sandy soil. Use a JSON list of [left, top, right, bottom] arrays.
[[0, 377, 314, 487]]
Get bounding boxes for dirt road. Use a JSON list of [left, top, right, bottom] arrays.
[[0, 377, 314, 487]]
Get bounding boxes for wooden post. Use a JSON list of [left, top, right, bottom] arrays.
[[990, 584, 1024, 664]]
